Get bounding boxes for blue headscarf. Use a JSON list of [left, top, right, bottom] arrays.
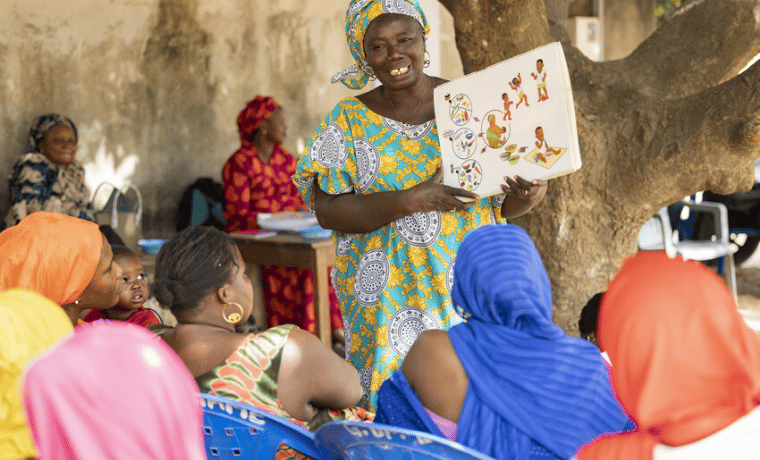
[[332, 0, 429, 90], [28, 114, 78, 153], [448, 224, 632, 459]]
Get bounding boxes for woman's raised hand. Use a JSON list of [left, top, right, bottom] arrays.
[[501, 175, 547, 205], [404, 166, 480, 214], [498, 175, 548, 219]]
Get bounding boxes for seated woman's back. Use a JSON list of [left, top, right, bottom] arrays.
[[402, 330, 468, 423], [153, 226, 370, 430], [378, 224, 632, 460], [577, 252, 760, 460]]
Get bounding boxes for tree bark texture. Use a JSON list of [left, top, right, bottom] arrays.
[[441, 0, 760, 333]]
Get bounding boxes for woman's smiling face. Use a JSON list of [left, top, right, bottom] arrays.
[[363, 13, 426, 91]]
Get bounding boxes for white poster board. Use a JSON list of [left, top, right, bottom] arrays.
[[434, 42, 581, 198]]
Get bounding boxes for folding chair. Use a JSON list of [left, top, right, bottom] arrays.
[[638, 201, 737, 299]]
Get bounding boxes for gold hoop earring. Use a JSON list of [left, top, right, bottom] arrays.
[[222, 302, 244, 324], [423, 51, 430, 68]]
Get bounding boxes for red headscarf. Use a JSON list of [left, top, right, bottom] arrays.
[[237, 95, 279, 143], [577, 252, 760, 459], [0, 212, 102, 306]]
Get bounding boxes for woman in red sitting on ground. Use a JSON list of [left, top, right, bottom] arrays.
[[222, 96, 343, 344]]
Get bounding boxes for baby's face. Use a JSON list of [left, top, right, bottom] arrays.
[[113, 254, 149, 310]]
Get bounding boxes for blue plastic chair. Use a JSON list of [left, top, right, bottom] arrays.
[[199, 393, 321, 459], [314, 421, 497, 460]]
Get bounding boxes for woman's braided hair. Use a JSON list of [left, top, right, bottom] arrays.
[[153, 226, 239, 313]]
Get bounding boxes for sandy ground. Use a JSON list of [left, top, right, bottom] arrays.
[[734, 251, 760, 331]]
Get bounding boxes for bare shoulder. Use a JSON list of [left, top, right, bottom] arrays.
[[355, 87, 384, 110], [430, 76, 449, 89], [284, 326, 321, 351], [162, 326, 248, 377], [402, 329, 469, 422], [404, 329, 454, 368]]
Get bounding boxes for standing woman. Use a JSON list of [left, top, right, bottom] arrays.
[[4, 114, 94, 228], [222, 96, 343, 342], [294, 0, 547, 409]]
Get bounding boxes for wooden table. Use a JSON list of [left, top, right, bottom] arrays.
[[230, 232, 336, 347]]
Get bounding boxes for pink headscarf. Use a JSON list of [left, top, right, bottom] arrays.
[[23, 322, 207, 460]]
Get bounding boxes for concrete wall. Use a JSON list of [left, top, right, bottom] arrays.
[[603, 0, 656, 60], [0, 0, 462, 237]]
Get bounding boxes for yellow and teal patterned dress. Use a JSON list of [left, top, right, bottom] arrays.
[[294, 97, 507, 409]]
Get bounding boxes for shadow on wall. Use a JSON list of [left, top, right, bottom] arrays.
[[140, 0, 219, 237]]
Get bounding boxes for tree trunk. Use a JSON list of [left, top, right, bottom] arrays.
[[440, 0, 760, 333]]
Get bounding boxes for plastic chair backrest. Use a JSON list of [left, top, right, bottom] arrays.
[[199, 393, 321, 459], [315, 421, 497, 460], [637, 201, 737, 299], [637, 208, 675, 257]]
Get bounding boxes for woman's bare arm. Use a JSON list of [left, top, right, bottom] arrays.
[[277, 327, 364, 421], [313, 166, 480, 234]]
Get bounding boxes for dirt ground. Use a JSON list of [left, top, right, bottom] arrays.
[[737, 266, 760, 312]]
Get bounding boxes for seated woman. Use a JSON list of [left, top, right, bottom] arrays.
[[222, 96, 343, 344], [576, 252, 760, 460], [0, 289, 73, 460], [4, 114, 93, 228], [375, 224, 633, 460], [23, 321, 206, 459], [153, 225, 372, 431], [0, 212, 124, 325]]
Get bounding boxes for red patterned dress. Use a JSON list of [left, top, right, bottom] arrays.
[[222, 144, 342, 332]]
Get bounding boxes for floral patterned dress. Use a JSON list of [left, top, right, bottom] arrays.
[[4, 152, 93, 228], [222, 145, 342, 332], [294, 97, 507, 409]]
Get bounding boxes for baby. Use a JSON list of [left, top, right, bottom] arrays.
[[83, 245, 162, 328]]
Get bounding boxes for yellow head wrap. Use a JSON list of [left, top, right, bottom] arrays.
[[0, 289, 73, 459]]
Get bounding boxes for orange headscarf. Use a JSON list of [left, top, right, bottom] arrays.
[[577, 252, 760, 459], [0, 212, 102, 306]]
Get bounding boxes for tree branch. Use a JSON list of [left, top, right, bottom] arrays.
[[443, 0, 551, 73], [622, 0, 760, 99], [605, 57, 760, 212]]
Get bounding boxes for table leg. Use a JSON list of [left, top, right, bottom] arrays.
[[313, 252, 332, 348]]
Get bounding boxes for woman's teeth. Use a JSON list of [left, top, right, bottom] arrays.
[[390, 66, 409, 76]]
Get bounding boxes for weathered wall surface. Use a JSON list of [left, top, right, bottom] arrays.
[[603, 0, 656, 60], [0, 0, 462, 236]]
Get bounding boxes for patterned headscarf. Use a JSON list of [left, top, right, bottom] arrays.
[[0, 289, 73, 460], [237, 95, 280, 143], [448, 224, 631, 460], [332, 0, 429, 90], [23, 322, 206, 460], [577, 252, 760, 460], [0, 212, 103, 306], [28, 114, 78, 153]]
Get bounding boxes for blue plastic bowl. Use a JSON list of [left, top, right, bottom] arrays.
[[298, 225, 333, 241], [138, 238, 167, 255]]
